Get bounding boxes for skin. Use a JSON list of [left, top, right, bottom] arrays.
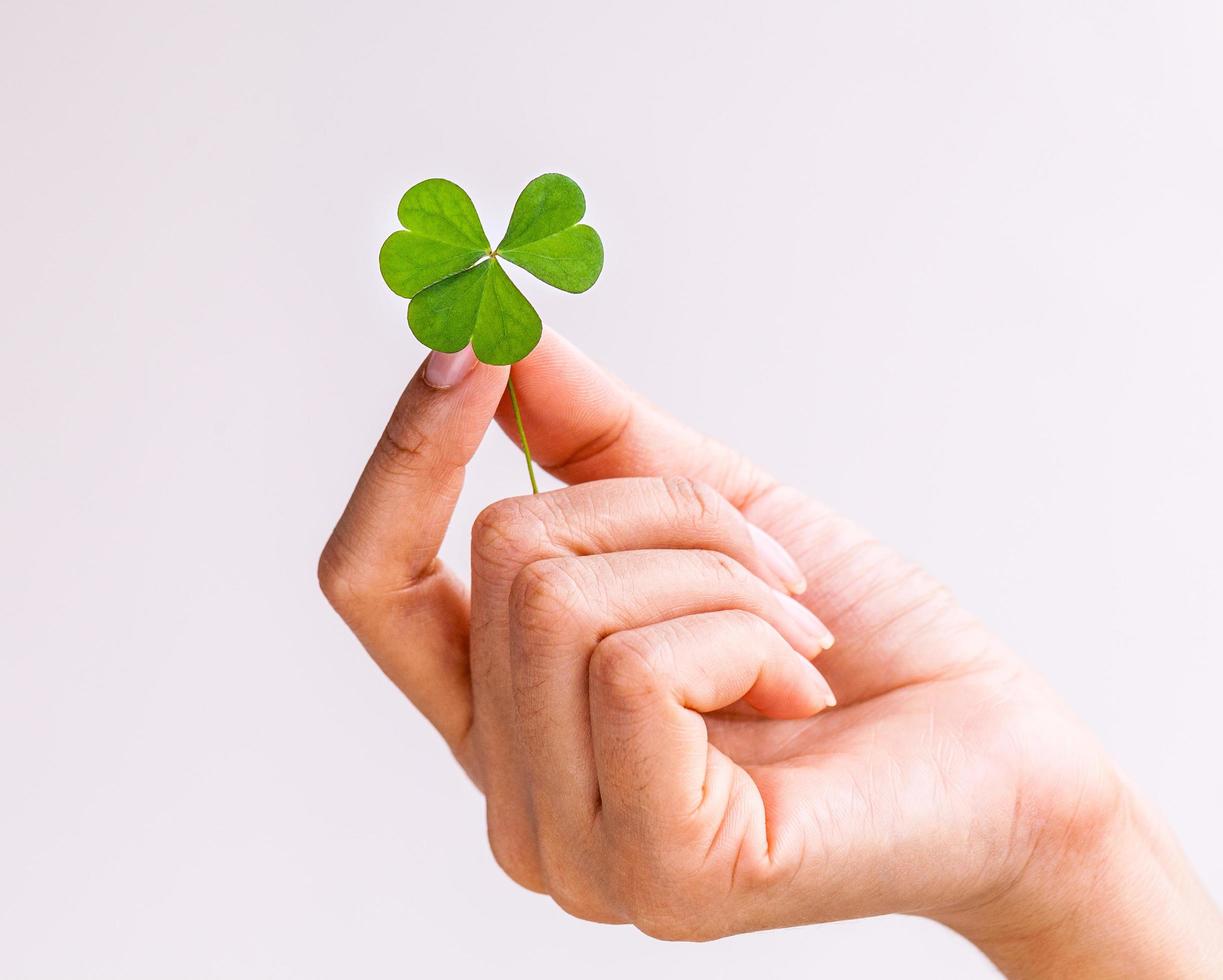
[[319, 328, 1223, 976]]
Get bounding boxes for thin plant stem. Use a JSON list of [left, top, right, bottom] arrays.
[[507, 373, 539, 494]]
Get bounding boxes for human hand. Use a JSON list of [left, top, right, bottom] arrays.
[[320, 330, 1223, 977]]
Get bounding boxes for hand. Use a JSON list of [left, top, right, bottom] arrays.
[[319, 330, 1223, 976]]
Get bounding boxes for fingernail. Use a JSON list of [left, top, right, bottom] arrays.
[[773, 589, 836, 653], [424, 346, 477, 389], [747, 523, 807, 595], [806, 663, 838, 709]]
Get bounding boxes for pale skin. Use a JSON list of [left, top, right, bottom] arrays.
[[319, 328, 1223, 976]]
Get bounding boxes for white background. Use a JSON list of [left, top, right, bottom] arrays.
[[2, 1, 1221, 976]]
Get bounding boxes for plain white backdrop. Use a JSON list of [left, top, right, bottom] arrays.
[[2, 1, 1220, 976]]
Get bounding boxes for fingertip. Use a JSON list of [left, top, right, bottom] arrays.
[[745, 646, 838, 719], [802, 659, 838, 714], [772, 590, 836, 658], [747, 522, 808, 596]]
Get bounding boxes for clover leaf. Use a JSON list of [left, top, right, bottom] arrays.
[[379, 173, 603, 366]]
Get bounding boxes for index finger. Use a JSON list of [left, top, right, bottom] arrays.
[[319, 347, 507, 747]]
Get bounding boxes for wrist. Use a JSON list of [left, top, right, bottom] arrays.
[[940, 773, 1223, 978]]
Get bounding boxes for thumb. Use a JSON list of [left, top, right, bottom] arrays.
[[494, 327, 772, 506]]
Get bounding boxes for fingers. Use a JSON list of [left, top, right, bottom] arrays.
[[500, 545, 832, 925], [514, 601, 828, 837], [319, 348, 507, 749], [584, 607, 823, 940], [601, 611, 833, 718], [469, 479, 830, 782], [325, 348, 506, 595], [474, 476, 812, 597], [588, 608, 816, 842], [468, 478, 831, 900], [504, 550, 834, 900], [496, 330, 991, 711], [494, 329, 773, 506], [512, 549, 832, 668]]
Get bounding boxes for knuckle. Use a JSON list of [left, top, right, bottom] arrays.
[[543, 871, 612, 925], [590, 829, 731, 941], [374, 411, 434, 477], [533, 826, 621, 924], [589, 632, 664, 704], [510, 559, 587, 637], [471, 497, 543, 569], [316, 537, 365, 614], [658, 476, 725, 527], [487, 813, 544, 894], [316, 532, 440, 615], [600, 829, 733, 942], [715, 607, 762, 635], [700, 547, 751, 587], [614, 872, 717, 942], [634, 910, 715, 943]]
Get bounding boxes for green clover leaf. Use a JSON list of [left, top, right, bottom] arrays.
[[378, 173, 604, 366], [497, 174, 604, 293], [407, 259, 542, 365], [378, 179, 490, 299]]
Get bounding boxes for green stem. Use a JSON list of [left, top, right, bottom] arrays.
[[507, 373, 539, 494]]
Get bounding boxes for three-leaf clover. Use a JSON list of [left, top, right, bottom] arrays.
[[378, 173, 604, 365]]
